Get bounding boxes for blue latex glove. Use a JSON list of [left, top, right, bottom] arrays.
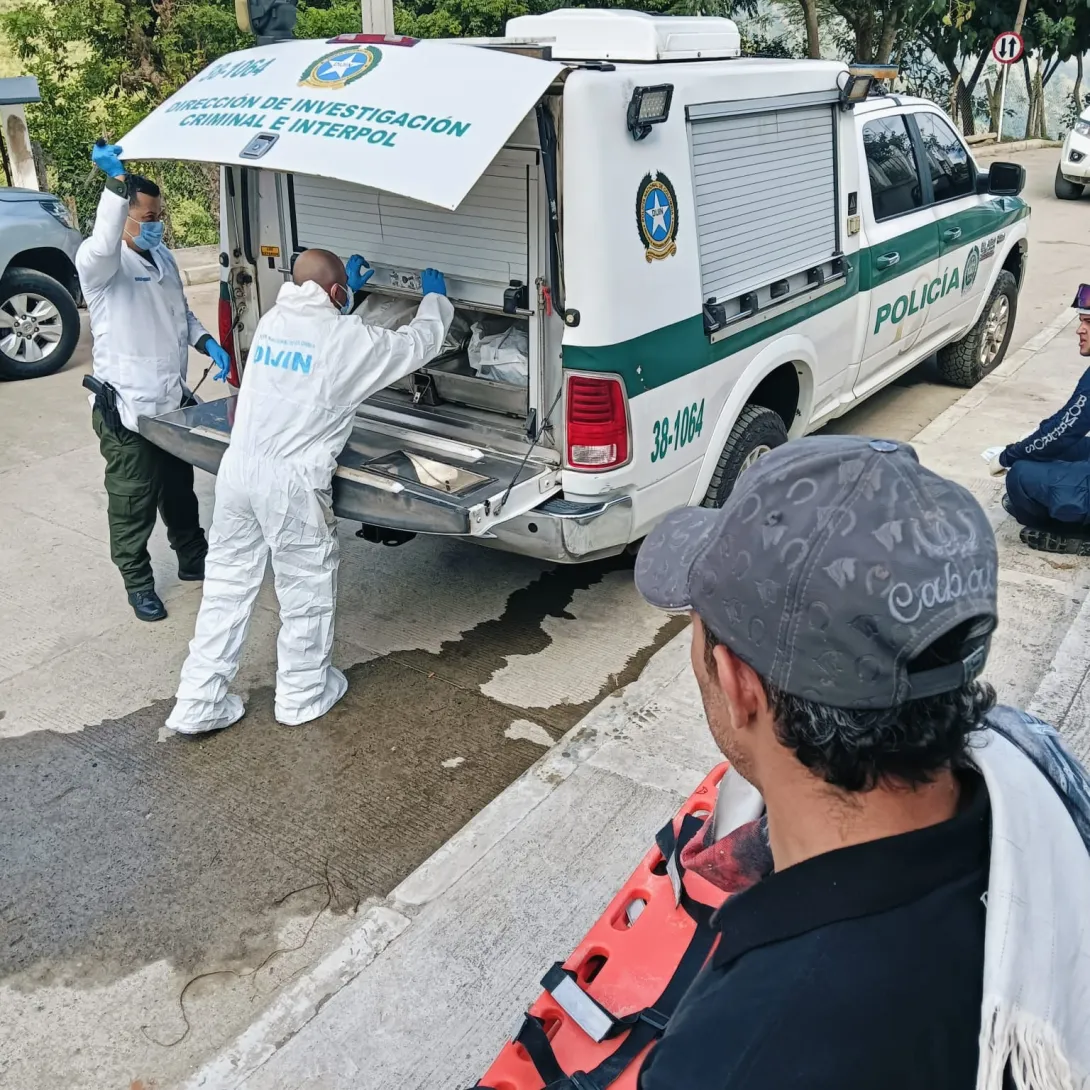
[[92, 140, 125, 178], [346, 254, 373, 292], [421, 268, 447, 297], [207, 339, 232, 382]]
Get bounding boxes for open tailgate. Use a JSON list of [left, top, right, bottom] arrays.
[[139, 399, 560, 536], [118, 37, 563, 210]]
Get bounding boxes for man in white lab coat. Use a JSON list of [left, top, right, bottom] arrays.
[[166, 248, 454, 733], [78, 141, 233, 622]]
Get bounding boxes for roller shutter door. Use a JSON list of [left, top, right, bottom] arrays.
[[291, 147, 536, 308], [691, 104, 837, 304]]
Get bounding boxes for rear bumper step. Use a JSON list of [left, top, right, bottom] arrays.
[[480, 495, 634, 563]]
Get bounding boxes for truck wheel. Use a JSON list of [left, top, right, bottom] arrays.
[[935, 270, 1017, 389], [701, 404, 789, 509], [1055, 166, 1085, 200], [0, 267, 80, 380]]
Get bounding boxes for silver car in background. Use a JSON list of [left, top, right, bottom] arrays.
[[0, 188, 82, 379]]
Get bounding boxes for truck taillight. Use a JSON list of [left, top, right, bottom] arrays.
[[218, 291, 240, 388], [566, 374, 630, 470]]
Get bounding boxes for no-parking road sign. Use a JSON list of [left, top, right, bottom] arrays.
[[992, 32, 1024, 65]]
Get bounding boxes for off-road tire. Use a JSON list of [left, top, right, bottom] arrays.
[[0, 267, 80, 380], [701, 404, 789, 509], [1055, 165, 1085, 201], [935, 270, 1018, 389]]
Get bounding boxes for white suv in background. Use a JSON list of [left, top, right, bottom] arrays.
[[1057, 107, 1090, 200], [0, 187, 82, 380]]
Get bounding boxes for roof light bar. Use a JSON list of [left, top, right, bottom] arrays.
[[327, 33, 418, 45]]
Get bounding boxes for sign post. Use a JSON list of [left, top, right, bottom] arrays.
[[992, 31, 1025, 143], [361, 0, 394, 34]]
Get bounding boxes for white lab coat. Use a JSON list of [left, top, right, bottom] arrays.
[[76, 187, 209, 432], [168, 279, 454, 732]]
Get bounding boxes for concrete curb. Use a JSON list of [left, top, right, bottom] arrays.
[[914, 299, 1089, 762], [911, 305, 1078, 449], [1030, 589, 1090, 761], [179, 906, 412, 1089], [181, 264, 220, 287], [973, 138, 1063, 159]]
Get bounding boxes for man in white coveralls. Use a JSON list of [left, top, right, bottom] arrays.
[[166, 248, 453, 733]]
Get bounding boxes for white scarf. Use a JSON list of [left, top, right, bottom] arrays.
[[709, 711, 1090, 1089], [971, 715, 1090, 1090]]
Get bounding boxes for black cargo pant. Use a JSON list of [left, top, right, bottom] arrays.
[[93, 408, 208, 593]]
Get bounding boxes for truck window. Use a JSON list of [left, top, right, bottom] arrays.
[[863, 115, 923, 222], [914, 112, 976, 203]]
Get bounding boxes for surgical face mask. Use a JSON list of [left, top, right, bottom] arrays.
[[333, 284, 352, 314], [127, 217, 164, 250]]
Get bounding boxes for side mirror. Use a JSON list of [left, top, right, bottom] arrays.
[[988, 161, 1026, 197]]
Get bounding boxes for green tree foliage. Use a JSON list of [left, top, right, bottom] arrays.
[[911, 0, 1090, 137], [1062, 88, 1089, 129], [1020, 4, 1090, 138], [390, 0, 745, 39], [1, 0, 246, 243]]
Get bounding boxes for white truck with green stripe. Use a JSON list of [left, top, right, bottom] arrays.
[[126, 11, 1029, 563]]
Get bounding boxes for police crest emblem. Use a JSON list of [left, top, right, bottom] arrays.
[[962, 244, 980, 295], [299, 46, 382, 91], [636, 172, 679, 262]]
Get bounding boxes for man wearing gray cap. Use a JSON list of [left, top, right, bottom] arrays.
[[634, 436, 1090, 1090]]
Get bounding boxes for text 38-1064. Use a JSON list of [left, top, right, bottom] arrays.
[[651, 399, 705, 463]]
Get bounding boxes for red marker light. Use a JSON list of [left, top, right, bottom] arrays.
[[326, 34, 418, 46]]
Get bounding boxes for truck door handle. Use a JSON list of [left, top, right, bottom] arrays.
[[943, 227, 963, 242], [876, 252, 900, 270]]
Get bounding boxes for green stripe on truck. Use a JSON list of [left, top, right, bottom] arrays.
[[564, 200, 1029, 396]]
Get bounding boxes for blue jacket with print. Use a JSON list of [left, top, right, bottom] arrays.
[[1001, 364, 1090, 466]]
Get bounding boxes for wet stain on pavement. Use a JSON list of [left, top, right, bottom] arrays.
[[0, 554, 681, 994]]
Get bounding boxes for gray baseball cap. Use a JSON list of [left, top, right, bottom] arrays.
[[635, 436, 998, 709]]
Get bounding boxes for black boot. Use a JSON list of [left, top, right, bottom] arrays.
[[1019, 526, 1090, 557], [128, 588, 168, 622], [178, 561, 205, 582]]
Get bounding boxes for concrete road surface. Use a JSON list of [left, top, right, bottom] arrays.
[[0, 147, 1085, 1090]]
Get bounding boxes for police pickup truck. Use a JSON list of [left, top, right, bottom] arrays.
[[119, 10, 1029, 563]]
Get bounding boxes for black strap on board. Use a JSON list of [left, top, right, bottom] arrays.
[[502, 812, 717, 1090]]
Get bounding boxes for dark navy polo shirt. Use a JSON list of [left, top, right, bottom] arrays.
[[639, 775, 991, 1090]]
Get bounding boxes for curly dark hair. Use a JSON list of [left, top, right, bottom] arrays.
[[702, 621, 996, 792]]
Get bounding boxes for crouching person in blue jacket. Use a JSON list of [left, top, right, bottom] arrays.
[[997, 285, 1090, 555]]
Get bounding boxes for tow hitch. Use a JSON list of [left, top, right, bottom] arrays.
[[356, 524, 417, 547]]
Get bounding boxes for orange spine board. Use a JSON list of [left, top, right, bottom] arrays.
[[477, 763, 731, 1090]]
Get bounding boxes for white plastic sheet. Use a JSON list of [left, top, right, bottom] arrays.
[[467, 321, 529, 385]]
